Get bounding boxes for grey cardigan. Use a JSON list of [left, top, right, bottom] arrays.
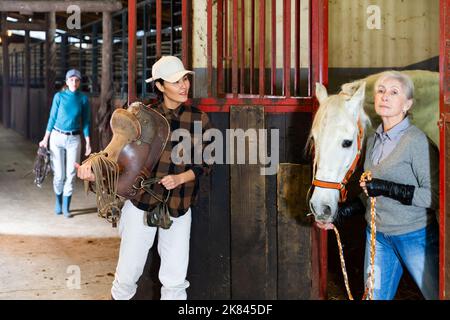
[[363, 125, 439, 235]]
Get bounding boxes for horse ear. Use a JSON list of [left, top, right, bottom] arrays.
[[315, 83, 328, 104], [347, 81, 366, 118], [352, 81, 366, 101]]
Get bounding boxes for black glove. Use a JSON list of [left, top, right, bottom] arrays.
[[366, 178, 415, 205], [337, 197, 366, 218]]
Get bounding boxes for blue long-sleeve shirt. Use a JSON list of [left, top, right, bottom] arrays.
[[46, 89, 91, 137]]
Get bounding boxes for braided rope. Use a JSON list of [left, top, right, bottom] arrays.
[[360, 172, 377, 301], [331, 171, 376, 300], [331, 224, 354, 300], [83, 152, 121, 227]]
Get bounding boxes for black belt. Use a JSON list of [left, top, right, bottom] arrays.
[[54, 128, 80, 136]]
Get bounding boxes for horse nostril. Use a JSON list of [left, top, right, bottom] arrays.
[[323, 205, 332, 217]]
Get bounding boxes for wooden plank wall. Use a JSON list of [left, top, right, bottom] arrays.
[[29, 89, 47, 143], [269, 112, 314, 299], [189, 110, 314, 300], [188, 112, 231, 299], [229, 106, 275, 299], [277, 164, 313, 299], [10, 87, 27, 137]]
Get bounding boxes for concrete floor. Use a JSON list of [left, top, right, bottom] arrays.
[[0, 125, 120, 300]]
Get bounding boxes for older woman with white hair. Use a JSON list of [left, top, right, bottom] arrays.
[[346, 70, 440, 300]]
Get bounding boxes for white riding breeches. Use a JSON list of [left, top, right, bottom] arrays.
[[49, 130, 81, 196], [111, 200, 192, 300]]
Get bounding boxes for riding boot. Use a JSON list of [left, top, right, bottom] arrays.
[[55, 193, 63, 215], [63, 195, 72, 218]]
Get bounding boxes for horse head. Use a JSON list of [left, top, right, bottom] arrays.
[[308, 80, 370, 223]]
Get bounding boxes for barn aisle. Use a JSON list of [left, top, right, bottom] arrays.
[[0, 124, 120, 300]]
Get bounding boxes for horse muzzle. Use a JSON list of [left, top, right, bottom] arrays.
[[309, 189, 339, 223]]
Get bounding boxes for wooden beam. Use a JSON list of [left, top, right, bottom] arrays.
[[0, 1, 122, 13], [45, 11, 56, 114], [6, 21, 46, 31], [128, 0, 137, 104], [24, 30, 30, 138], [98, 11, 113, 149], [1, 13, 11, 128]]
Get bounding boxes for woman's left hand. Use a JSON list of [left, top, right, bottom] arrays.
[[85, 143, 92, 156], [160, 174, 184, 190]]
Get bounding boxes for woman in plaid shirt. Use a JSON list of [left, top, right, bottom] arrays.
[[77, 56, 212, 300]]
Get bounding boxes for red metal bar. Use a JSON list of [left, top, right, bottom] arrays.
[[439, 0, 449, 300], [283, 0, 291, 98], [217, 0, 224, 96], [271, 0, 276, 95], [198, 104, 313, 113], [319, 228, 328, 300], [196, 96, 314, 106], [311, 0, 328, 100], [311, 226, 328, 300], [128, 0, 137, 103], [294, 0, 301, 96], [232, 0, 239, 96], [259, 0, 266, 96], [194, 96, 314, 113], [250, 0, 255, 94], [240, 0, 245, 94], [207, 0, 213, 97], [182, 0, 189, 67], [156, 0, 162, 59], [310, 0, 329, 300]]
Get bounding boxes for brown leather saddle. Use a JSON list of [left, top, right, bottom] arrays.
[[83, 102, 170, 227]]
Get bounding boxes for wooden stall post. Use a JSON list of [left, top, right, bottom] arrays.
[[1, 13, 11, 128], [24, 30, 30, 138], [45, 11, 56, 115], [98, 11, 114, 150]]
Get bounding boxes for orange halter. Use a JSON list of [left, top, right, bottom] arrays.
[[311, 119, 364, 203]]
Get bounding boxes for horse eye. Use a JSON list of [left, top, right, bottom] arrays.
[[342, 140, 353, 148]]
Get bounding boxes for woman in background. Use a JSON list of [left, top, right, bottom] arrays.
[[39, 69, 91, 218]]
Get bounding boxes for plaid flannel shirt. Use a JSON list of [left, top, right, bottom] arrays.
[[131, 102, 212, 217]]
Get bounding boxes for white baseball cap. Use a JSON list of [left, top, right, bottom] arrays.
[[145, 56, 194, 83]]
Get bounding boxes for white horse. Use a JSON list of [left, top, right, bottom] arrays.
[[308, 70, 439, 222]]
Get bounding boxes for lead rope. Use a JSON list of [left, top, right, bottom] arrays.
[[82, 152, 122, 227], [331, 171, 376, 300]]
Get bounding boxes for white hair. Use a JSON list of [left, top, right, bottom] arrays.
[[374, 70, 415, 100]]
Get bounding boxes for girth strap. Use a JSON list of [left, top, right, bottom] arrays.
[[133, 176, 173, 229]]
